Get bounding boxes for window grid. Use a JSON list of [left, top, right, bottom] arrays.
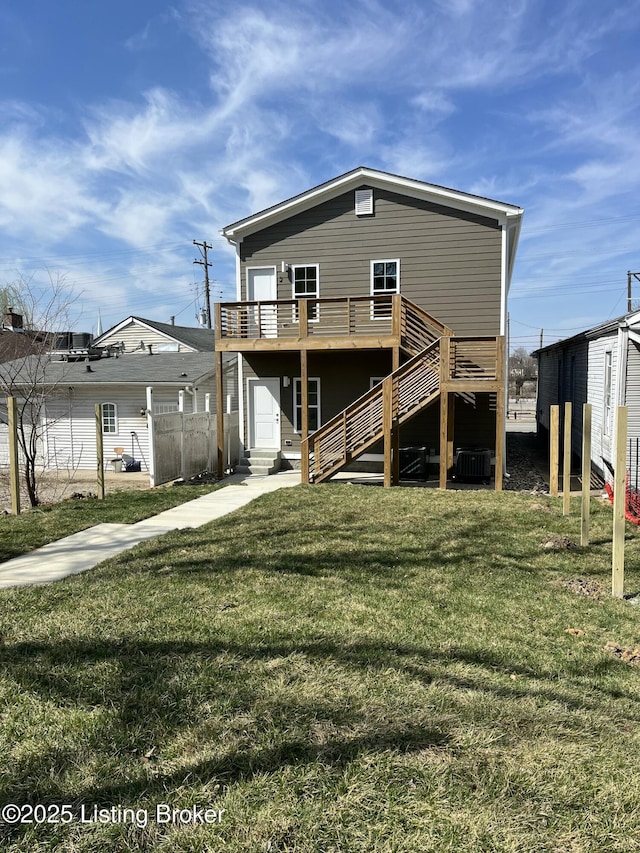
[[101, 402, 117, 434]]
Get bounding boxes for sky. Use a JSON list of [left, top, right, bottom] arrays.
[[1, 0, 640, 352]]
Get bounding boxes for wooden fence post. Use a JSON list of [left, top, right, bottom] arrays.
[[612, 406, 628, 598], [581, 404, 592, 546], [8, 396, 21, 515], [95, 404, 105, 500], [550, 405, 559, 497], [563, 402, 572, 515]]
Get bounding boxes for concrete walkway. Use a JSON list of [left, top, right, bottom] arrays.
[[0, 472, 301, 589]]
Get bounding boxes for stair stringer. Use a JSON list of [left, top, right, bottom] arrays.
[[307, 339, 442, 484]]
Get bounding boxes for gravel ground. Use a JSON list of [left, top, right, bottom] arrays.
[[505, 431, 549, 493]]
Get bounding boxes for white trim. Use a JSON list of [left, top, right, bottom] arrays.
[[370, 376, 385, 388], [222, 167, 524, 243], [603, 348, 614, 437], [616, 325, 628, 409], [293, 376, 321, 434], [370, 258, 400, 319], [238, 354, 245, 449], [246, 376, 281, 449], [101, 401, 118, 434], [235, 242, 242, 302], [246, 265, 277, 301], [291, 263, 320, 322], [355, 188, 374, 216]]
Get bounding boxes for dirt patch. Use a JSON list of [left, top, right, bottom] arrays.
[[541, 535, 577, 551], [604, 642, 640, 666], [0, 469, 151, 509], [554, 577, 605, 598]]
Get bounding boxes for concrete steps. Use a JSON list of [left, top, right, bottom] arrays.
[[236, 448, 281, 476]]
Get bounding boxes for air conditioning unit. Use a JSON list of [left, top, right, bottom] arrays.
[[455, 448, 491, 482], [399, 447, 428, 481]]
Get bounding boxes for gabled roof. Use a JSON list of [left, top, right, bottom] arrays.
[[0, 352, 232, 389], [94, 316, 215, 352], [533, 309, 640, 356], [222, 166, 524, 243]]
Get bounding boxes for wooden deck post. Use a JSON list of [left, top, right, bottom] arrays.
[[301, 437, 310, 484], [439, 392, 454, 489], [392, 294, 401, 371], [301, 349, 309, 441], [215, 349, 224, 478], [383, 376, 393, 488], [299, 297, 308, 340], [439, 336, 451, 490]]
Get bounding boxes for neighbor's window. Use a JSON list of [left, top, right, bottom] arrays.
[[294, 377, 320, 433], [101, 402, 117, 434], [603, 350, 613, 436], [371, 259, 400, 318], [292, 264, 319, 321]]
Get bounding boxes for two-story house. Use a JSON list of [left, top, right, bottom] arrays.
[[213, 167, 523, 488]]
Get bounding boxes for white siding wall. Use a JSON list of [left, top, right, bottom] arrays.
[[624, 339, 640, 484], [99, 321, 196, 353], [587, 331, 618, 479], [40, 380, 215, 471]]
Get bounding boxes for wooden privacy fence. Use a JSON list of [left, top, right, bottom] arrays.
[[149, 410, 239, 487]]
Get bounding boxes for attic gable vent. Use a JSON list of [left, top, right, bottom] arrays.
[[355, 188, 374, 216]]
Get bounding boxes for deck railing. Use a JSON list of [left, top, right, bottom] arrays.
[[216, 294, 452, 354], [448, 337, 500, 381]]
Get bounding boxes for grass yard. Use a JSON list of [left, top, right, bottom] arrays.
[[1, 484, 640, 851], [0, 483, 225, 563]]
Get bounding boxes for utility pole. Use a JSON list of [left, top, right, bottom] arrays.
[[193, 240, 213, 329], [628, 271, 640, 313], [539, 328, 544, 349]]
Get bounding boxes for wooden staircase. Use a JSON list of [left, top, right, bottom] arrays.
[[304, 339, 443, 483], [302, 300, 452, 484], [301, 298, 504, 486]]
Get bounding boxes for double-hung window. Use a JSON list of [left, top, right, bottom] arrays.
[[101, 402, 117, 434], [294, 377, 320, 433], [371, 259, 399, 318], [292, 264, 319, 321]]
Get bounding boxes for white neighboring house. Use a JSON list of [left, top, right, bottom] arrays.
[[1, 316, 236, 473], [535, 310, 640, 485]]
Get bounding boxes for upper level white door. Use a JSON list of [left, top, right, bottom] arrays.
[[247, 267, 277, 337]]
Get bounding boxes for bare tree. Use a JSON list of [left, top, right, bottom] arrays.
[[0, 272, 79, 506]]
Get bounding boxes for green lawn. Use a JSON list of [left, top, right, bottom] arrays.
[[0, 483, 225, 563], [1, 485, 640, 851]]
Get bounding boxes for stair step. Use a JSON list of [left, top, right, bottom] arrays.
[[237, 448, 281, 476]]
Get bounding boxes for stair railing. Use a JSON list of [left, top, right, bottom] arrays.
[[303, 338, 442, 483]]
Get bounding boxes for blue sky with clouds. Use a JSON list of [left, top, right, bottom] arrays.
[[1, 0, 639, 350]]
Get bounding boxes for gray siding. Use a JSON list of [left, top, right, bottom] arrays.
[[536, 337, 589, 453], [240, 187, 502, 336], [243, 354, 495, 457]]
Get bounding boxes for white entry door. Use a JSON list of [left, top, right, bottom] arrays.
[[247, 267, 277, 337], [249, 378, 280, 449]]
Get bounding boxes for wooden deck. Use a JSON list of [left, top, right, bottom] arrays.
[[213, 294, 505, 489], [214, 295, 450, 355]]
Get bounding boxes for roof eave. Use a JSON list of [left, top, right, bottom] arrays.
[[221, 167, 524, 243]]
